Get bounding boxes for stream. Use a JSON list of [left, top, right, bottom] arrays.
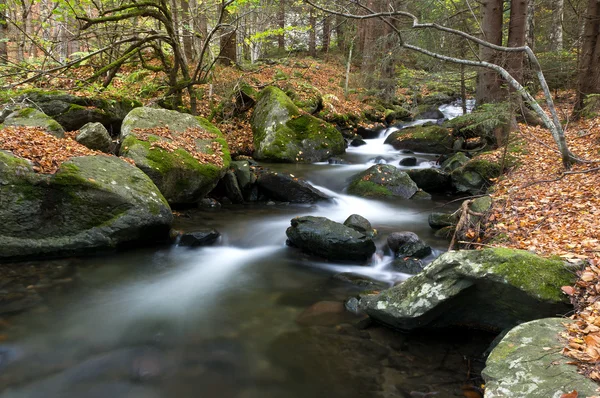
[[0, 103, 494, 398]]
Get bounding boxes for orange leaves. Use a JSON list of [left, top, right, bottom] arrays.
[[0, 126, 103, 174], [132, 127, 225, 168]]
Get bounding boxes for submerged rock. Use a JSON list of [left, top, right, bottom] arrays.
[[482, 318, 598, 397], [0, 152, 172, 259], [347, 164, 420, 199], [179, 229, 220, 247], [251, 86, 345, 163], [286, 216, 376, 262], [360, 248, 575, 331], [119, 107, 231, 205]]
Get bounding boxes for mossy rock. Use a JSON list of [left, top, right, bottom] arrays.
[[451, 158, 502, 195], [413, 104, 444, 120], [0, 151, 172, 260], [482, 318, 600, 397], [384, 125, 454, 154], [347, 164, 421, 199], [1, 108, 64, 137], [251, 86, 345, 163], [445, 103, 510, 145], [119, 107, 231, 205], [16, 90, 141, 133], [359, 248, 575, 331], [441, 152, 469, 172], [421, 92, 456, 106]]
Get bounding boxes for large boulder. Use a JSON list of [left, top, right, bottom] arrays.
[[118, 107, 231, 205], [16, 90, 141, 133], [347, 164, 420, 199], [251, 86, 345, 162], [286, 216, 376, 262], [1, 108, 64, 137], [0, 151, 172, 260], [359, 248, 574, 331], [384, 125, 454, 154], [256, 169, 331, 203], [483, 318, 599, 397]]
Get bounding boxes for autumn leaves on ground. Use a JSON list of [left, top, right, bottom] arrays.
[[3, 57, 600, 384]]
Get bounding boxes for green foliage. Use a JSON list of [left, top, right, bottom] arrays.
[[536, 51, 577, 91], [582, 94, 600, 119]]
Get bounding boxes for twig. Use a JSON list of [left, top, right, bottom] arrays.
[[520, 166, 600, 189]]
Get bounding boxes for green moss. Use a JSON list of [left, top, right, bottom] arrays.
[[481, 248, 574, 302], [52, 162, 97, 188], [348, 180, 392, 197], [15, 108, 36, 117], [464, 159, 502, 179]]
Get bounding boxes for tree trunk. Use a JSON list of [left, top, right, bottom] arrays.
[[507, 0, 528, 84], [219, 6, 237, 65], [309, 8, 316, 57], [476, 0, 504, 104], [549, 0, 564, 51], [525, 0, 535, 49], [277, 0, 285, 50], [335, 14, 347, 52], [322, 15, 330, 53], [181, 0, 195, 62], [574, 0, 600, 115], [0, 0, 7, 64]]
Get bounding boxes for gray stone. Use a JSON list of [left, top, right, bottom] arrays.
[[384, 125, 453, 154], [428, 212, 457, 229], [399, 157, 417, 166], [286, 216, 376, 262], [118, 107, 231, 205], [359, 248, 575, 331], [76, 122, 112, 152], [230, 160, 252, 189], [441, 152, 470, 172], [179, 229, 220, 247], [0, 152, 172, 260], [387, 231, 419, 251], [223, 170, 244, 204], [483, 318, 599, 398], [2, 108, 64, 137], [391, 257, 425, 274]]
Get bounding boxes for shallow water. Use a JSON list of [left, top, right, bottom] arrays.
[[0, 106, 493, 397]]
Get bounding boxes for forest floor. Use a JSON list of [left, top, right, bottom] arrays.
[[2, 56, 600, 383]]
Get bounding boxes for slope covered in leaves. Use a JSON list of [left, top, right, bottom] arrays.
[[482, 115, 600, 381]]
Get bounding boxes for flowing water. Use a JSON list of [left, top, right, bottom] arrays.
[[0, 105, 494, 398]]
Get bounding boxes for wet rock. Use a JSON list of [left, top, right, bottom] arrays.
[[347, 164, 420, 199], [384, 125, 453, 154], [410, 190, 432, 200], [370, 156, 387, 164], [286, 216, 376, 262], [391, 257, 425, 274], [222, 170, 244, 204], [482, 318, 599, 398], [359, 248, 575, 331], [441, 152, 470, 172], [256, 170, 331, 203], [179, 229, 220, 247], [399, 157, 417, 166], [356, 126, 381, 139], [343, 214, 376, 238], [75, 122, 113, 153], [230, 160, 252, 190], [333, 273, 389, 290], [388, 233, 431, 259], [328, 157, 350, 165], [199, 198, 221, 208], [0, 153, 172, 260], [414, 105, 445, 120], [407, 168, 452, 193], [428, 212, 457, 229], [387, 232, 419, 251], [350, 138, 367, 147]]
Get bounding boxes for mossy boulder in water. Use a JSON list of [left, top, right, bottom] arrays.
[[384, 125, 453, 154], [0, 151, 172, 260], [347, 164, 421, 199], [1, 108, 64, 137], [482, 318, 599, 397], [119, 107, 231, 205], [251, 86, 345, 162], [359, 248, 574, 331], [286, 216, 376, 262]]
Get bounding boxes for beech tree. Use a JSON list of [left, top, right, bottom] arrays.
[[574, 0, 600, 115], [306, 0, 577, 168]]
